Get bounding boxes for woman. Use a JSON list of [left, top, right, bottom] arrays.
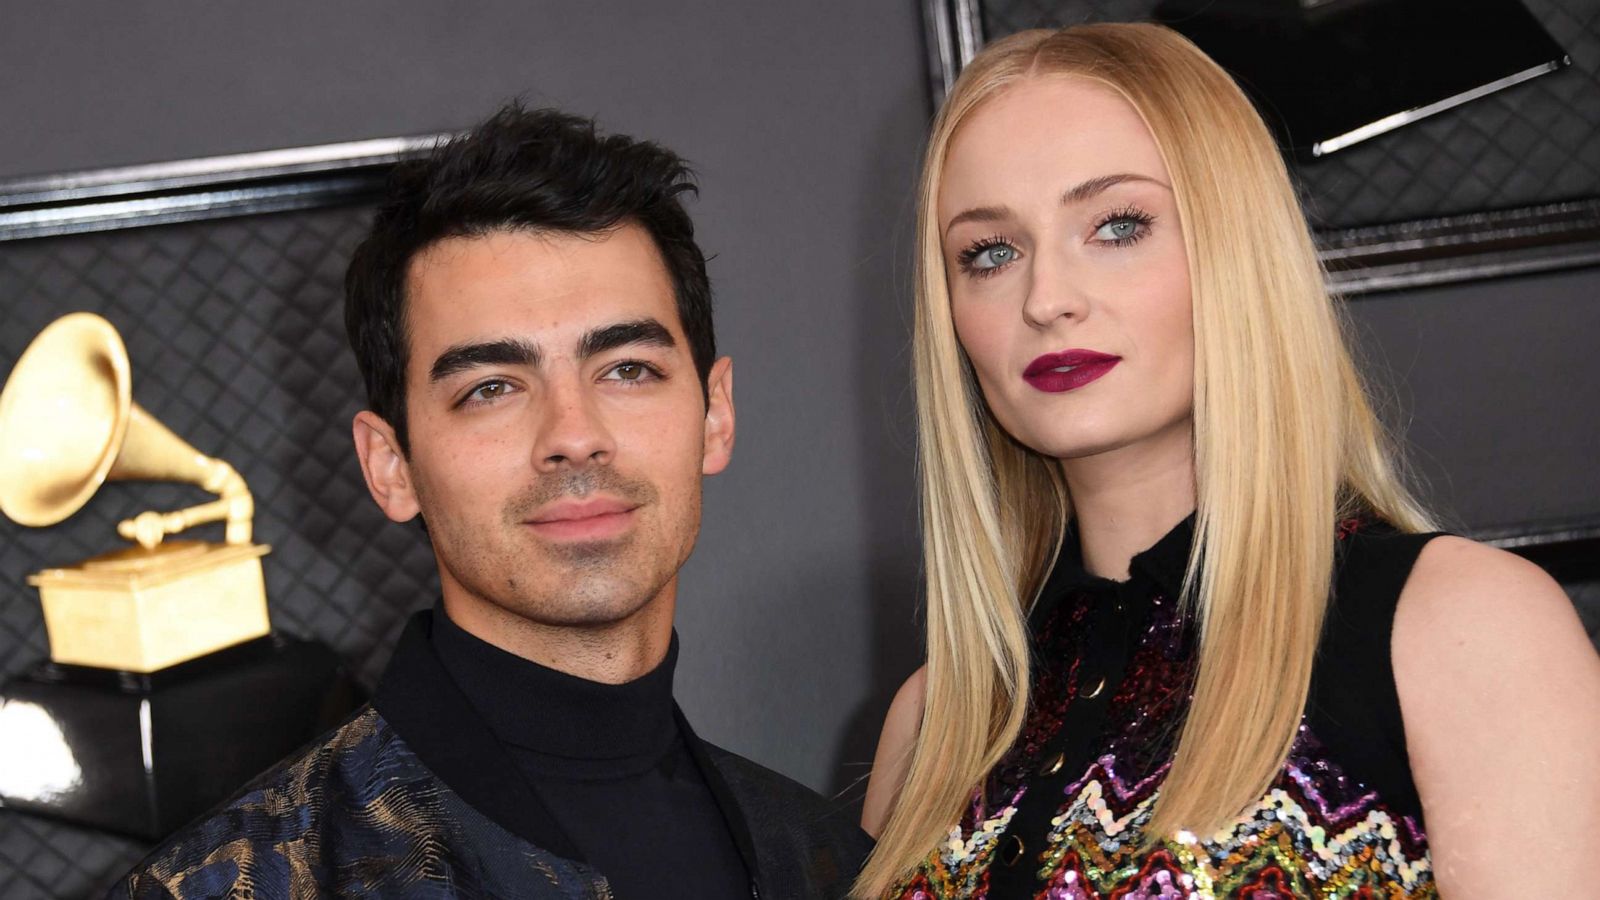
[[858, 23, 1600, 898]]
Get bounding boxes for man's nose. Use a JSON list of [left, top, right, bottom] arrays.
[[532, 382, 616, 470]]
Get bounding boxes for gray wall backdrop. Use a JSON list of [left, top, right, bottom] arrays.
[[1, 3, 1597, 896], [0, 1, 930, 802]]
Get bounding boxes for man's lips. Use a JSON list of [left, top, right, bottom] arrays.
[[524, 497, 640, 541], [1022, 349, 1121, 393]]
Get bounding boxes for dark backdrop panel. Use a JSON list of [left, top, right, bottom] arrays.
[[980, 0, 1600, 228], [0, 206, 442, 895], [1346, 267, 1600, 538]]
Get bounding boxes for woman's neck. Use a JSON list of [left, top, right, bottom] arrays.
[[1062, 423, 1196, 581]]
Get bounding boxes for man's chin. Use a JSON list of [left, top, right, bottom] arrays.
[[535, 534, 635, 565], [506, 587, 660, 629]]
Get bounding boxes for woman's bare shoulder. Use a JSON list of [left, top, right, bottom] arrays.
[[1391, 535, 1600, 894], [861, 665, 927, 838]]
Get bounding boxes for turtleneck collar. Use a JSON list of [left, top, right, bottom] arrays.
[[430, 604, 680, 765], [1047, 511, 1196, 603]]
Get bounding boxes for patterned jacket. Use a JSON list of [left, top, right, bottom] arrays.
[[109, 612, 871, 899]]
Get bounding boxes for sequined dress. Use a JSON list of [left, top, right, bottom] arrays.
[[890, 517, 1443, 899]]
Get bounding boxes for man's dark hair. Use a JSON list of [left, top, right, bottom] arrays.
[[344, 102, 714, 454]]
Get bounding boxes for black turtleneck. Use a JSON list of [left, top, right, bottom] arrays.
[[430, 607, 749, 899]]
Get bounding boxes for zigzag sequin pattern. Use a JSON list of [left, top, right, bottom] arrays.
[[889, 524, 1437, 899], [1024, 734, 1434, 898]]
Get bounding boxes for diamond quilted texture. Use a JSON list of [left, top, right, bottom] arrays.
[[0, 205, 439, 895], [0, 815, 147, 900], [978, 0, 1600, 227]]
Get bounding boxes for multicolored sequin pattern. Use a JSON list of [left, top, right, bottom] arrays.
[[890, 532, 1436, 899]]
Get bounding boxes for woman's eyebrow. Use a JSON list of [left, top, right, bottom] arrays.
[[1061, 172, 1170, 204], [943, 173, 1172, 236], [943, 205, 1014, 237]]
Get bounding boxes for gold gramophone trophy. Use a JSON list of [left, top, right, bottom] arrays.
[[0, 312, 357, 838], [1, 312, 270, 671]]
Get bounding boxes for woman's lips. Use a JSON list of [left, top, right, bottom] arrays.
[[1022, 349, 1121, 393]]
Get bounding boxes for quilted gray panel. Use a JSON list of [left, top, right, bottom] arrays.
[[0, 816, 146, 900], [0, 205, 437, 896], [978, 0, 1600, 227]]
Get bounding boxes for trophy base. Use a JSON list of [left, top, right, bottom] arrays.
[[30, 541, 273, 673], [0, 633, 361, 839]]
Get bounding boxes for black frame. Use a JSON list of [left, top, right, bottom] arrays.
[[920, 0, 1600, 299], [0, 135, 447, 242]]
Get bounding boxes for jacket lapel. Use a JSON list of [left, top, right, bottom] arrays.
[[674, 706, 763, 896]]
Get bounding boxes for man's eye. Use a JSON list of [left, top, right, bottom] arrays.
[[464, 380, 511, 404], [603, 362, 656, 383]]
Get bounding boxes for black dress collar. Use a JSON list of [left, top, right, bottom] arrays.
[[430, 604, 679, 764], [1042, 512, 1196, 608], [1131, 512, 1196, 601]]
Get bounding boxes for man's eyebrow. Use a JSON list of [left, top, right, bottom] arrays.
[[1061, 173, 1169, 205], [579, 318, 676, 359], [429, 338, 541, 382]]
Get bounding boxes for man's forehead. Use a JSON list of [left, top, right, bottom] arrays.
[[403, 226, 683, 354]]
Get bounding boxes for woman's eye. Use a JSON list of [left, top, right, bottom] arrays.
[[1093, 214, 1152, 245], [958, 240, 1021, 274], [971, 244, 1018, 270]]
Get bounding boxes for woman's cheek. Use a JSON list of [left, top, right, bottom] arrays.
[[951, 297, 1009, 385]]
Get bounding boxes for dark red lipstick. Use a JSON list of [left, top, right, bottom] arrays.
[[1023, 349, 1121, 393]]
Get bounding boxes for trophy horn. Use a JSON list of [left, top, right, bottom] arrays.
[[0, 312, 253, 547]]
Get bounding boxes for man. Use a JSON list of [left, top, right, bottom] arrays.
[[112, 104, 870, 899]]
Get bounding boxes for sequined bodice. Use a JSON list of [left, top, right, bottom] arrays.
[[889, 519, 1439, 899]]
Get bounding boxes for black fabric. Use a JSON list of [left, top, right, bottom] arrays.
[[428, 608, 749, 900], [702, 745, 875, 900], [371, 612, 581, 859], [1309, 525, 1450, 826], [989, 516, 1192, 896], [372, 609, 873, 899], [430, 607, 679, 766], [1022, 513, 1196, 785]]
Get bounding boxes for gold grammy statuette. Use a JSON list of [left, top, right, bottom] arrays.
[[0, 312, 271, 673]]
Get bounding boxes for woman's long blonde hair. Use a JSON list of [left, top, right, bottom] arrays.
[[857, 23, 1434, 896]]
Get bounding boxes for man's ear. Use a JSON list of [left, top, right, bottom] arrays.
[[702, 356, 735, 476], [352, 410, 421, 522]]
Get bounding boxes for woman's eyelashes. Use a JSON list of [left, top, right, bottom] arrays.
[[956, 235, 1022, 278], [1092, 206, 1156, 247], [953, 207, 1157, 278]]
